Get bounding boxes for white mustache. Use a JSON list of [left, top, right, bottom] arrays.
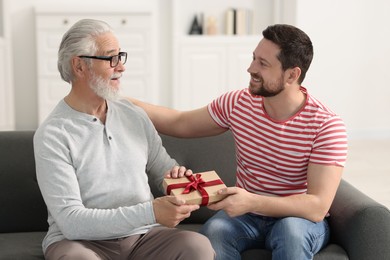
[[111, 73, 122, 79]]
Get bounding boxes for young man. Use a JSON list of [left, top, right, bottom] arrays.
[[131, 24, 348, 260], [34, 19, 214, 260]]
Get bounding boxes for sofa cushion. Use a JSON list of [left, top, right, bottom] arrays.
[[241, 244, 347, 260], [0, 232, 45, 260]]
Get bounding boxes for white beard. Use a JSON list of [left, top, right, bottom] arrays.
[[89, 72, 121, 101]]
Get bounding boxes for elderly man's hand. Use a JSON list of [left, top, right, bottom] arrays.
[[153, 196, 199, 228], [165, 165, 193, 179]]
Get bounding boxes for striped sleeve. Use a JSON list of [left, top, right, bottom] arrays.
[[310, 116, 348, 167], [207, 89, 244, 128]]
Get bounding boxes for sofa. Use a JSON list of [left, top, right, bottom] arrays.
[[1, 131, 389, 260]]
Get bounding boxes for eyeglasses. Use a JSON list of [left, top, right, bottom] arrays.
[[78, 52, 127, 68]]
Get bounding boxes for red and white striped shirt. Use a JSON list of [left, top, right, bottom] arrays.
[[208, 87, 348, 196]]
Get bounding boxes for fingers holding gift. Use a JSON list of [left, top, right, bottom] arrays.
[[208, 187, 255, 217], [165, 165, 193, 178], [153, 196, 200, 228]]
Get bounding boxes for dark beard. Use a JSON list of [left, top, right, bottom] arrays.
[[255, 85, 284, 97], [249, 77, 284, 97]]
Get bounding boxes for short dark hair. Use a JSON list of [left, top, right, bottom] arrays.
[[262, 24, 313, 84]]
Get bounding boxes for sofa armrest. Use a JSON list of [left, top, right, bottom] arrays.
[[329, 179, 390, 260]]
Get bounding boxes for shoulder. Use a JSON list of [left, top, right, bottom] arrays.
[[210, 88, 254, 110], [304, 91, 347, 137], [111, 98, 156, 131], [113, 98, 148, 116], [109, 98, 151, 124], [217, 88, 249, 101], [34, 119, 70, 157], [34, 101, 71, 145], [304, 89, 342, 122]]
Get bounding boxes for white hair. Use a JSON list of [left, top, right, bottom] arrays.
[[57, 19, 113, 83]]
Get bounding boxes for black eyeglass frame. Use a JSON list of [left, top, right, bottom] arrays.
[[78, 52, 127, 67]]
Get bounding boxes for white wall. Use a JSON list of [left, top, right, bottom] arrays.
[[6, 0, 38, 130], [0, 1, 3, 36], [3, 0, 390, 139], [294, 0, 390, 139]]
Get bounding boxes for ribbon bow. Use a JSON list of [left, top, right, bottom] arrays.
[[182, 174, 206, 194], [166, 173, 224, 206]]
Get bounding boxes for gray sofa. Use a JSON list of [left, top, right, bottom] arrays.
[[1, 131, 389, 260]]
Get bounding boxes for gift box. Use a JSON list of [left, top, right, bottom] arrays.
[[163, 170, 227, 206]]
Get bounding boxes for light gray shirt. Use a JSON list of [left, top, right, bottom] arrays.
[[34, 99, 176, 252]]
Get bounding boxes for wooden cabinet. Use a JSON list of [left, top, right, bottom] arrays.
[[173, 37, 259, 109], [35, 2, 158, 123]]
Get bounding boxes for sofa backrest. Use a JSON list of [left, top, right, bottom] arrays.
[[0, 130, 237, 232], [0, 131, 48, 233]]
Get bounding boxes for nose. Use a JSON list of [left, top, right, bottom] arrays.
[[247, 60, 254, 74], [116, 61, 126, 72]]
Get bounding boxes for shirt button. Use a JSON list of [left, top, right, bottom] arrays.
[[109, 136, 112, 140], [93, 118, 97, 122]]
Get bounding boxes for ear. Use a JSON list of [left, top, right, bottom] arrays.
[[71, 57, 85, 77], [285, 67, 301, 84]]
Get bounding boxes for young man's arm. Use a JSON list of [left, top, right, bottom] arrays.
[[128, 98, 226, 137], [209, 163, 343, 223]]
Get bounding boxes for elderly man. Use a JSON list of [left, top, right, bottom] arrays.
[[34, 19, 214, 260]]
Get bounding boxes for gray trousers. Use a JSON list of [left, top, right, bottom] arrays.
[[45, 226, 215, 260]]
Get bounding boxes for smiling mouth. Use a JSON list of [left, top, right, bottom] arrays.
[[250, 73, 261, 83], [250, 74, 263, 84], [111, 73, 122, 81]]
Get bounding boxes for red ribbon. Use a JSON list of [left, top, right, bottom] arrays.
[[166, 174, 224, 206]]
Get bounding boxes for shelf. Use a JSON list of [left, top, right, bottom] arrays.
[[177, 34, 261, 44], [173, 0, 275, 38]]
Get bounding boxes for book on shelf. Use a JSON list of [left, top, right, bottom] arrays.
[[187, 8, 253, 36], [226, 9, 234, 35], [225, 8, 253, 35]]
